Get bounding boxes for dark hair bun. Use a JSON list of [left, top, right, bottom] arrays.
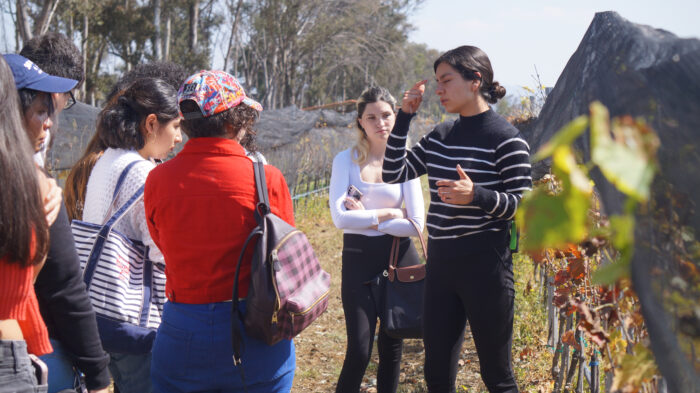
[[486, 81, 506, 103]]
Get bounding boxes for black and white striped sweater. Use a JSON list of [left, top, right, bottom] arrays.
[[383, 109, 532, 250]]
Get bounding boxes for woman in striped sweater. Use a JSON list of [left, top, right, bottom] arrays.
[[382, 46, 531, 393]]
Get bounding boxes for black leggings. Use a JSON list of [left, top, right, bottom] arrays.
[[423, 238, 519, 393], [336, 234, 418, 393]]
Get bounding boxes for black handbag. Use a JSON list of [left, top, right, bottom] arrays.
[[367, 218, 427, 339]]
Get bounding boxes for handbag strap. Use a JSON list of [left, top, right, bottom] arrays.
[[82, 162, 147, 289], [102, 160, 145, 224], [387, 218, 427, 282], [407, 218, 427, 260]]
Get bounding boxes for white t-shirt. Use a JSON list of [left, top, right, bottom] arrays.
[[329, 148, 424, 237]]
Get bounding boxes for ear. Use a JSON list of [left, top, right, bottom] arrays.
[[471, 79, 481, 92], [144, 113, 158, 136]]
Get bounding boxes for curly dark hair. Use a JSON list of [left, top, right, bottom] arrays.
[[434, 45, 506, 104], [106, 61, 189, 102], [98, 78, 179, 150], [20, 32, 84, 87], [179, 100, 259, 152]]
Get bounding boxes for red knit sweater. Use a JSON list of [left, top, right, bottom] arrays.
[[0, 259, 52, 355]]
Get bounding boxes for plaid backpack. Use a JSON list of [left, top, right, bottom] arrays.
[[232, 161, 330, 365]]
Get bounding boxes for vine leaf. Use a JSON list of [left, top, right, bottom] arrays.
[[611, 343, 659, 391], [532, 115, 588, 162], [573, 299, 610, 347], [561, 330, 581, 351], [589, 101, 659, 202], [518, 147, 590, 251]]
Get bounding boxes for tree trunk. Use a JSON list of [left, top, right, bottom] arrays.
[[188, 0, 199, 51], [16, 0, 32, 42], [153, 0, 162, 60], [80, 8, 88, 100], [164, 15, 171, 61], [223, 0, 243, 72], [33, 0, 61, 36]]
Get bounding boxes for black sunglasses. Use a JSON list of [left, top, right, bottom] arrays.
[[64, 91, 76, 110]]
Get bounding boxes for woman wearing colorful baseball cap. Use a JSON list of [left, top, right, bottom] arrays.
[[144, 70, 295, 392]]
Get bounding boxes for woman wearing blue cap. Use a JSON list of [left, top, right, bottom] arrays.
[[0, 54, 59, 393], [3, 53, 77, 227]]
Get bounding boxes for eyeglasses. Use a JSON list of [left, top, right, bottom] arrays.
[[64, 91, 76, 110]]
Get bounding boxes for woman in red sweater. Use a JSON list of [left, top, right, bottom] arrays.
[[145, 70, 295, 392], [0, 55, 52, 393]]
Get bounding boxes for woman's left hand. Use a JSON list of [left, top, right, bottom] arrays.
[[435, 165, 474, 205], [344, 197, 365, 210]]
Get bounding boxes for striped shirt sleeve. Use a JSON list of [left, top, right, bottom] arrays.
[[471, 136, 532, 220], [382, 110, 428, 184]]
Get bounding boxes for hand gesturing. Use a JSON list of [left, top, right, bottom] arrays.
[[401, 80, 427, 114]]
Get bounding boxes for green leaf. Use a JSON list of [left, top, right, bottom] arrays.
[[552, 145, 592, 194], [517, 178, 590, 251], [589, 102, 657, 201], [532, 116, 589, 162], [592, 257, 630, 285]]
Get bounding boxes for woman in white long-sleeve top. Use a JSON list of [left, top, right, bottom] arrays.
[[82, 77, 182, 393], [329, 86, 424, 393]]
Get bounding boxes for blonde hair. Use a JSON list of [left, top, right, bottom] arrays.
[[352, 86, 396, 166]]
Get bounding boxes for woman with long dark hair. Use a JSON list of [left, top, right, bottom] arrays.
[[383, 46, 531, 393], [0, 54, 52, 393], [330, 86, 425, 393], [82, 77, 182, 393]]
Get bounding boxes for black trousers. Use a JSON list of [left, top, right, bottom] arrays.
[[336, 234, 418, 393], [423, 236, 519, 393]]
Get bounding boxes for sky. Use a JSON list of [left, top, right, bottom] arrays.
[[408, 0, 700, 90]]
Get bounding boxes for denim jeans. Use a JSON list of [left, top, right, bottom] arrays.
[[40, 339, 84, 393], [0, 340, 47, 393], [109, 351, 152, 393], [151, 301, 295, 393]]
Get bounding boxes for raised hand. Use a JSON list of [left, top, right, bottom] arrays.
[[401, 80, 428, 114], [435, 164, 474, 205]]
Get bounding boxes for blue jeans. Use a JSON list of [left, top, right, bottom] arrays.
[[151, 301, 295, 393], [0, 340, 47, 393], [109, 351, 152, 393], [40, 339, 84, 393]]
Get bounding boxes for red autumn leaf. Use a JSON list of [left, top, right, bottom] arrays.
[[519, 347, 534, 361], [571, 299, 610, 347], [553, 286, 571, 308], [526, 249, 547, 264], [564, 243, 582, 258], [567, 257, 587, 281], [561, 330, 581, 351], [554, 270, 571, 285]]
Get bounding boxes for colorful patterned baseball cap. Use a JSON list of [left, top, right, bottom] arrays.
[[177, 70, 262, 119]]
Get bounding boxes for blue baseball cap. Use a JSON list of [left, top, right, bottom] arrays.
[[3, 53, 78, 93]]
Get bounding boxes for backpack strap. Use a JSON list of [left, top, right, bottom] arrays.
[[231, 161, 269, 368], [252, 161, 270, 219]]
